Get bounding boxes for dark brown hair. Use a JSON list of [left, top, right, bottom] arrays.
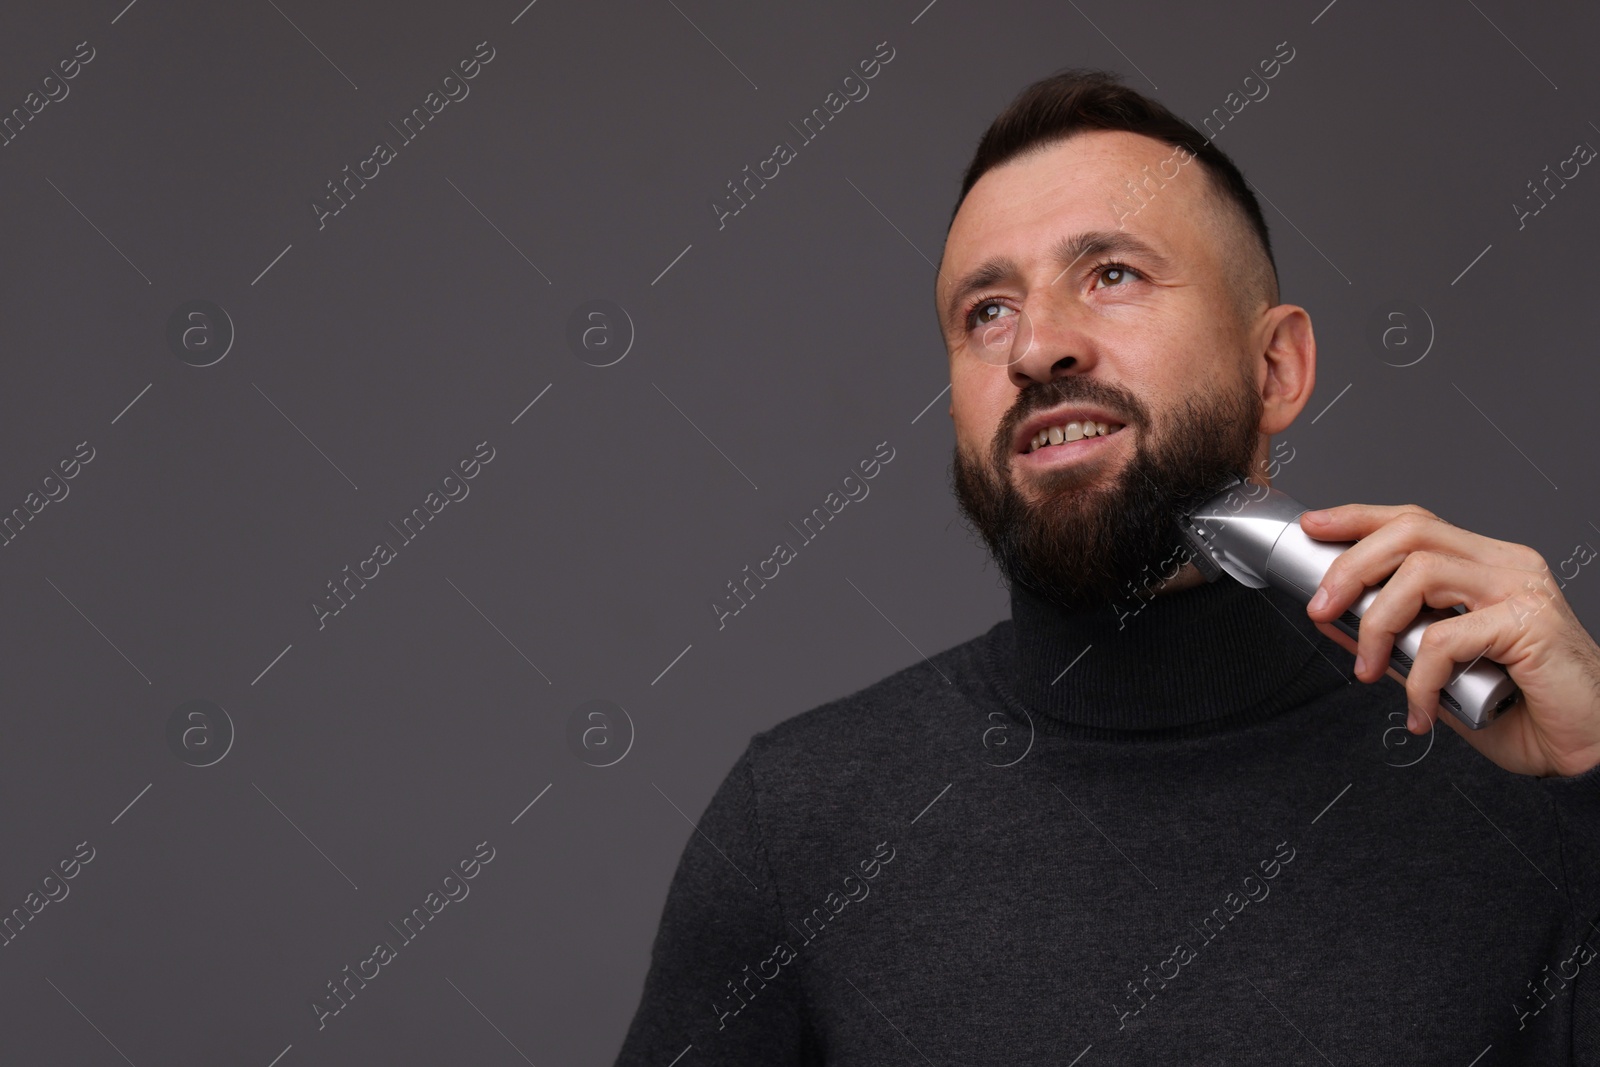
[[951, 68, 1279, 312]]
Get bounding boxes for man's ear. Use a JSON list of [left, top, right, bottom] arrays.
[[1255, 304, 1315, 434]]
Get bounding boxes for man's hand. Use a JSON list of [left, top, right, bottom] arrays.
[[1299, 503, 1600, 779]]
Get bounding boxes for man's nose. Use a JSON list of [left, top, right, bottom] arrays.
[[1005, 296, 1098, 388]]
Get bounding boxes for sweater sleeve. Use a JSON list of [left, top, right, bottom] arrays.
[[612, 741, 821, 1066], [1540, 761, 1600, 1060]]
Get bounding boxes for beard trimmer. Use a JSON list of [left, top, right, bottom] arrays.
[[1176, 478, 1520, 729]]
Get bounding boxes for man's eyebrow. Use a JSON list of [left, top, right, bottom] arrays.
[[941, 229, 1176, 332]]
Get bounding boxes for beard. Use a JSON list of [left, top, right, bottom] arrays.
[[951, 367, 1263, 610]]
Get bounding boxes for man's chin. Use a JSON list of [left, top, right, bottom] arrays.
[[955, 372, 1264, 612]]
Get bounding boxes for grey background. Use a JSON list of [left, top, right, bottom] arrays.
[[0, 0, 1595, 1062]]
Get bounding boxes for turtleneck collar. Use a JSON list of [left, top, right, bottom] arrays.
[[975, 573, 1353, 740]]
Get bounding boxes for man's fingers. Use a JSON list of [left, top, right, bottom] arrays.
[[1345, 551, 1531, 682], [1314, 618, 1414, 689], [1398, 603, 1515, 729], [1305, 511, 1548, 621], [1300, 502, 1430, 539]]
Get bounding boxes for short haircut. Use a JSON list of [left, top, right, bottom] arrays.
[[949, 68, 1280, 322]]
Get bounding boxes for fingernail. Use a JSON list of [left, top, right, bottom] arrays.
[[1308, 587, 1329, 612], [1354, 653, 1367, 677], [1406, 706, 1422, 732], [1303, 509, 1326, 522]]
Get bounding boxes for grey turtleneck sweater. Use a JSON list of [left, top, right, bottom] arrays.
[[613, 577, 1600, 1064]]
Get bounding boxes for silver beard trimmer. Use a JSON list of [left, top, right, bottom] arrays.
[[1177, 477, 1521, 730]]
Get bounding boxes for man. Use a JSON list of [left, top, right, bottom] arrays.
[[614, 70, 1600, 1064]]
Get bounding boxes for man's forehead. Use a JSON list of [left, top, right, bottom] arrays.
[[937, 132, 1215, 312], [942, 131, 1195, 268]]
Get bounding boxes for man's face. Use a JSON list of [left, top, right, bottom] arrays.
[[937, 130, 1271, 609]]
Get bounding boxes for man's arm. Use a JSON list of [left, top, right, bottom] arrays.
[[1541, 763, 1600, 1059], [1301, 503, 1600, 1051], [1300, 503, 1600, 778], [613, 742, 820, 1066]]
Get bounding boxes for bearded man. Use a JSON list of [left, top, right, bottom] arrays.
[[614, 69, 1600, 1065]]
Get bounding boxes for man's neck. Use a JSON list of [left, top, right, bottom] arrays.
[[977, 571, 1349, 737], [1148, 560, 1211, 598]]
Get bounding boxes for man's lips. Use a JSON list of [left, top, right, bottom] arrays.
[[1015, 423, 1128, 468], [1011, 405, 1130, 455]]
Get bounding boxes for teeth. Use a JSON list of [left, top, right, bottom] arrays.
[[1026, 420, 1124, 452]]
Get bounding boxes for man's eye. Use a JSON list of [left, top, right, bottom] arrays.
[[968, 300, 1015, 329], [1093, 264, 1141, 288]]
